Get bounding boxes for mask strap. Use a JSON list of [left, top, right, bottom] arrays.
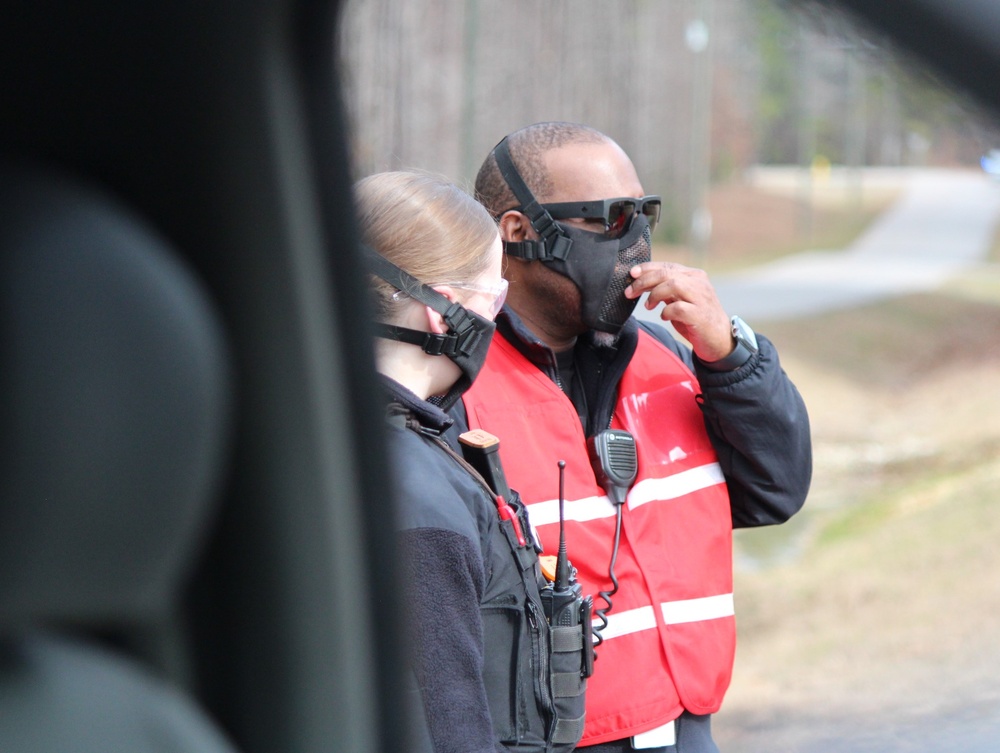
[[493, 138, 572, 262], [361, 244, 481, 358]]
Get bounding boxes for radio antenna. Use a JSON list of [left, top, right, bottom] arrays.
[[555, 460, 570, 590]]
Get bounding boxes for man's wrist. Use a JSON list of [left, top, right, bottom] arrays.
[[699, 316, 758, 372]]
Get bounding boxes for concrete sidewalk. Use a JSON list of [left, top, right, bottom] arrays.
[[636, 168, 1000, 325]]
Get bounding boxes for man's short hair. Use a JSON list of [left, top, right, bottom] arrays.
[[474, 122, 608, 218]]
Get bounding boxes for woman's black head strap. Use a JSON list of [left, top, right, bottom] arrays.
[[361, 244, 484, 358], [493, 137, 572, 262]]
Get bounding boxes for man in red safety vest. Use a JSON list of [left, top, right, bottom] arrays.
[[447, 122, 812, 753]]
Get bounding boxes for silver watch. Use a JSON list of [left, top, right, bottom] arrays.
[[704, 315, 758, 371]]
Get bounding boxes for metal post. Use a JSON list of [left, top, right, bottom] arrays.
[[686, 0, 714, 262]]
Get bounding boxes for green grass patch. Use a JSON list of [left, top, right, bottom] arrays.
[[815, 493, 896, 546]]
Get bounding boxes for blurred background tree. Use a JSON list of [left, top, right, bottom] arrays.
[[338, 0, 999, 250]]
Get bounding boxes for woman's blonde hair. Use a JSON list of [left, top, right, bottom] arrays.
[[355, 170, 499, 320]]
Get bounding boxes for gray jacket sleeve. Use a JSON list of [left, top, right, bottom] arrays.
[[639, 321, 812, 528]]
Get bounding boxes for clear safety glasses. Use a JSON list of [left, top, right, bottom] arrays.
[[391, 277, 509, 318], [441, 278, 509, 318]]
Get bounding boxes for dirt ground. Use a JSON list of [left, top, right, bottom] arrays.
[[666, 179, 1000, 750], [717, 292, 1000, 751]]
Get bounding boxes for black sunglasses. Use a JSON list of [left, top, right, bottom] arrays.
[[540, 195, 661, 238]]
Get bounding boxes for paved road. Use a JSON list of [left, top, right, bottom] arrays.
[[635, 167, 1000, 326]]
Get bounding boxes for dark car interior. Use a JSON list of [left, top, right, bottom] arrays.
[[811, 0, 1000, 120], [0, 1, 415, 751], [0, 0, 996, 752]]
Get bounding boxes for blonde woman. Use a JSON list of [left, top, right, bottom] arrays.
[[357, 170, 585, 753]]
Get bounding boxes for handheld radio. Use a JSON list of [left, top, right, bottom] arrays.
[[459, 430, 595, 678], [541, 460, 595, 678]]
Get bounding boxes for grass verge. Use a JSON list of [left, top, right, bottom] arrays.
[[714, 276, 1000, 750]]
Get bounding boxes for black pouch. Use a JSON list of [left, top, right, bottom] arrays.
[[546, 617, 587, 749]]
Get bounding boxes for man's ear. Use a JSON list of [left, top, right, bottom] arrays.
[[499, 210, 532, 242]]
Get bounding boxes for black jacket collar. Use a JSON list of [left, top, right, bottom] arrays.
[[496, 306, 638, 369], [380, 375, 453, 436], [494, 306, 639, 434]]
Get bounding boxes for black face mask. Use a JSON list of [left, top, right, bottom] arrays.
[[363, 245, 496, 411], [492, 138, 652, 334], [547, 215, 652, 333]]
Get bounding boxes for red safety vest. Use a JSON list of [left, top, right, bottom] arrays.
[[462, 330, 735, 746]]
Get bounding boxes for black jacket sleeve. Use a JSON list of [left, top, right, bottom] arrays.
[[398, 526, 506, 753], [639, 321, 812, 527]]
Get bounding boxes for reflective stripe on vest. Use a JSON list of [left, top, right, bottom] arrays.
[[462, 330, 735, 746]]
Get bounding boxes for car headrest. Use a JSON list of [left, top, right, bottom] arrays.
[[0, 163, 232, 628]]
